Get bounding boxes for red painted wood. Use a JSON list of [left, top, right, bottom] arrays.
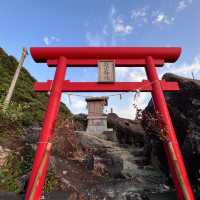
[[25, 57, 68, 200], [30, 47, 181, 63], [33, 80, 180, 92], [47, 58, 164, 67]]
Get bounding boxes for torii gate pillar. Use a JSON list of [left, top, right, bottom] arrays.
[[25, 56, 67, 200], [145, 56, 194, 199]]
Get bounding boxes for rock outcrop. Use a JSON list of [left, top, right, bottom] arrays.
[[107, 113, 145, 145], [143, 73, 200, 189], [53, 130, 167, 199]]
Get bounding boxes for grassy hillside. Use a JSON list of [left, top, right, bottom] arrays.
[[0, 47, 71, 125], [0, 47, 72, 192]]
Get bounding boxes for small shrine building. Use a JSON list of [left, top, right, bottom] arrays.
[[86, 96, 109, 134]]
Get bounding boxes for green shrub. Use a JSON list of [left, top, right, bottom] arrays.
[[0, 152, 22, 192]]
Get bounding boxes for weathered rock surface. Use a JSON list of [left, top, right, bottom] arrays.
[[143, 73, 200, 189], [77, 132, 136, 178], [66, 131, 167, 199], [107, 113, 145, 145]]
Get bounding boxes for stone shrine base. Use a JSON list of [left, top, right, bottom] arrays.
[[86, 116, 111, 134]]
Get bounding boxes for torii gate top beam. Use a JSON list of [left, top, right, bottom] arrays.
[[31, 47, 181, 92], [30, 47, 181, 64]]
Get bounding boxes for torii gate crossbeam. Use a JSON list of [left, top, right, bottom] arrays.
[[25, 47, 195, 200], [34, 80, 179, 92]]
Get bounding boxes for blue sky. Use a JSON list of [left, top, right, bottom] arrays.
[[0, 0, 200, 118]]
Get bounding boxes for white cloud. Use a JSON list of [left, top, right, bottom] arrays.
[[131, 7, 148, 23], [116, 67, 129, 81], [110, 5, 133, 35], [114, 68, 149, 119], [152, 12, 175, 25], [159, 55, 200, 78], [111, 103, 135, 119], [131, 8, 147, 18], [111, 16, 133, 35], [109, 92, 150, 119], [72, 98, 87, 110], [62, 94, 87, 114], [85, 5, 133, 46], [43, 36, 50, 45], [85, 1, 193, 46], [116, 67, 147, 82], [43, 36, 61, 46], [177, 0, 193, 11], [128, 69, 147, 82], [131, 7, 176, 27]]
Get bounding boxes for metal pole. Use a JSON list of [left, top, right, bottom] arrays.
[[25, 56, 67, 200], [3, 48, 27, 110], [145, 56, 194, 200]]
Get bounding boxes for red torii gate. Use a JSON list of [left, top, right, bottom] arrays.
[[25, 47, 194, 200]]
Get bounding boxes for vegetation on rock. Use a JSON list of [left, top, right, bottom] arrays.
[[0, 47, 71, 193]]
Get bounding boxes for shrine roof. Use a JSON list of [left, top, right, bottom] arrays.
[[86, 96, 108, 105]]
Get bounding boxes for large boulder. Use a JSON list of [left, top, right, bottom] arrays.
[[143, 73, 200, 188], [76, 132, 127, 178], [107, 113, 145, 146]]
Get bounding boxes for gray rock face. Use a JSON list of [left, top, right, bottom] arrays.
[[76, 132, 131, 178], [107, 113, 145, 145], [76, 131, 163, 181], [143, 73, 200, 190]]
